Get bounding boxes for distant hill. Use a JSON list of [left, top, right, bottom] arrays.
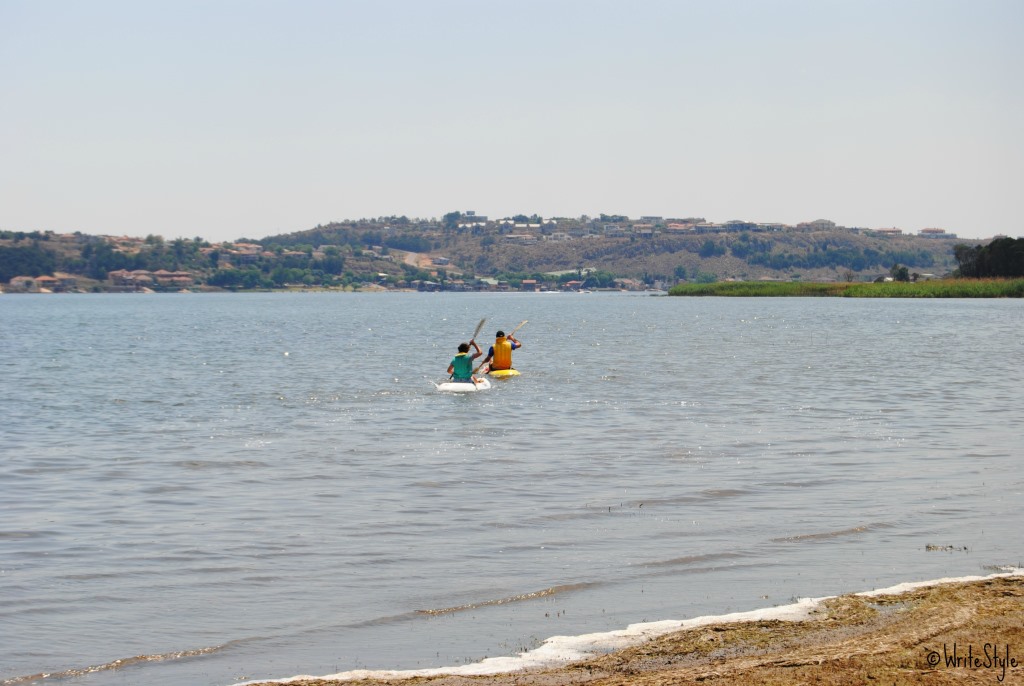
[[444, 229, 960, 283], [0, 221, 989, 291], [262, 221, 969, 285]]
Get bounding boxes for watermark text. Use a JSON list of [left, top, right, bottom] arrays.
[[925, 643, 1018, 682]]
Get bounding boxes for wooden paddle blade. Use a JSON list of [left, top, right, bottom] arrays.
[[509, 320, 528, 336], [472, 318, 486, 340]]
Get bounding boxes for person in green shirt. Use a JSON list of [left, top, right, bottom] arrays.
[[447, 339, 483, 383]]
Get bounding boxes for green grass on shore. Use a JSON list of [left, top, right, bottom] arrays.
[[667, 278, 1024, 298]]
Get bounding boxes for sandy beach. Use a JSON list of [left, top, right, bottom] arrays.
[[245, 572, 1023, 686]]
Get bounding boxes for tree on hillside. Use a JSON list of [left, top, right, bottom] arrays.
[[953, 239, 1024, 278], [442, 211, 462, 231], [890, 263, 910, 282], [582, 270, 617, 288], [0, 244, 57, 281], [80, 240, 135, 279], [314, 250, 345, 275], [976, 237, 1024, 277], [699, 240, 726, 257], [953, 244, 982, 277]]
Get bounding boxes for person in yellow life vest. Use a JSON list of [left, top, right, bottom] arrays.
[[481, 330, 521, 372]]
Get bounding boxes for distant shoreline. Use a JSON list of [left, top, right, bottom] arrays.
[[6, 279, 1024, 297], [669, 278, 1024, 298]]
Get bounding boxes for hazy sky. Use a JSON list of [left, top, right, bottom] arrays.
[[2, 1, 1021, 243]]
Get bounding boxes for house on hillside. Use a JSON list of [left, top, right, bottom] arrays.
[[8, 274, 78, 293], [567, 225, 592, 238], [109, 269, 155, 288], [8, 276, 39, 292], [603, 225, 627, 237], [32, 276, 59, 292], [632, 224, 655, 238], [797, 219, 837, 231], [920, 228, 957, 239], [544, 232, 572, 242], [153, 270, 194, 287]]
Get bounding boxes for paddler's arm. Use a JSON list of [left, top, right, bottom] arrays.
[[469, 339, 482, 359]]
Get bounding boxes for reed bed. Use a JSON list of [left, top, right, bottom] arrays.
[[668, 279, 1024, 298]]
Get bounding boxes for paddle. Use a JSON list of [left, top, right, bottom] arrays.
[[474, 320, 527, 374], [471, 317, 486, 341], [468, 318, 486, 384]]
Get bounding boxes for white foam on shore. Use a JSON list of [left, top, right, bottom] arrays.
[[234, 568, 1023, 685], [854, 568, 1022, 598]]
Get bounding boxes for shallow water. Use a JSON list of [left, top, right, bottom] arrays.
[[1, 292, 1022, 685]]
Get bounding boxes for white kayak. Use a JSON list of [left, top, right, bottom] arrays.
[[434, 378, 492, 393]]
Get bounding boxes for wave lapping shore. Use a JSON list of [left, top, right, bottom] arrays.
[[238, 570, 1024, 686]]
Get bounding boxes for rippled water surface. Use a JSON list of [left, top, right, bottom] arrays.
[[2, 292, 1022, 685]]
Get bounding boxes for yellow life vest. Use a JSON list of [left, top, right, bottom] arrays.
[[491, 337, 513, 370]]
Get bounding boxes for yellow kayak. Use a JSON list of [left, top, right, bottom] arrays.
[[487, 368, 521, 378]]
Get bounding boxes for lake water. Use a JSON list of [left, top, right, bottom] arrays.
[[2, 292, 1022, 686]]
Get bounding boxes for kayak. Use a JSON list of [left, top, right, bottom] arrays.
[[487, 368, 520, 378], [434, 378, 492, 393]]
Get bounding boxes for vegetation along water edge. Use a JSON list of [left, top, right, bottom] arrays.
[[668, 278, 1024, 298]]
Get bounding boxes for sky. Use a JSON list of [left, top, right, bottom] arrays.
[[2, 0, 1022, 243]]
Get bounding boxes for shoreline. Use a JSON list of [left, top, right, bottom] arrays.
[[240, 570, 1023, 686], [667, 278, 1024, 298], [6, 280, 1024, 297]]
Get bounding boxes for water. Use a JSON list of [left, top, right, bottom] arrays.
[[2, 292, 1022, 685]]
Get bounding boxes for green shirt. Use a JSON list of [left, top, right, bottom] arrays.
[[450, 352, 474, 381]]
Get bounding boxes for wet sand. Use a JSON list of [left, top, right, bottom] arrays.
[[247, 573, 1023, 686]]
